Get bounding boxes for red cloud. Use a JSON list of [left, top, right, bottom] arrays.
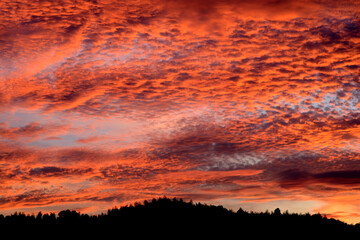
[[0, 0, 360, 224], [0, 122, 69, 140]]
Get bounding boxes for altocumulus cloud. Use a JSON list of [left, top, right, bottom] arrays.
[[0, 0, 359, 224]]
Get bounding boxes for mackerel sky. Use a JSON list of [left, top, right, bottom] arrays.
[[1, 0, 360, 223]]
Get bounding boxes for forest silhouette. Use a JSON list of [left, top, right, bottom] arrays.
[[0, 197, 359, 237]]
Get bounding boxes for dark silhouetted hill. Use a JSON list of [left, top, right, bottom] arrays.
[[0, 197, 359, 237]]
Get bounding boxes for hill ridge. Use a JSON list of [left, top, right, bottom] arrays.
[[1, 197, 359, 236]]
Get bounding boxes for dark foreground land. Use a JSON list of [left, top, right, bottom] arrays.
[[1, 197, 359, 237]]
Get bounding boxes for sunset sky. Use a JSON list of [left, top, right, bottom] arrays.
[[1, 0, 360, 223]]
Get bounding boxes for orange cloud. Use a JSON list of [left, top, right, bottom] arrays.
[[0, 0, 360, 224]]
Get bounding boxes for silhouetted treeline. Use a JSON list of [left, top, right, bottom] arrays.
[[0, 197, 359, 237]]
